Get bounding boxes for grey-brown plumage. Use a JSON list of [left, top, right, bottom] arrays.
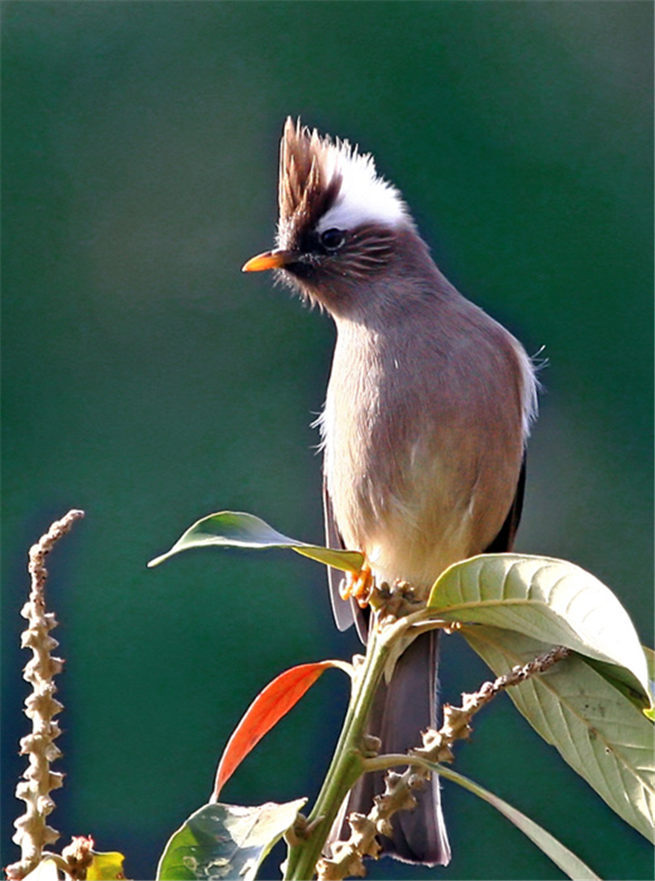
[[243, 118, 538, 867]]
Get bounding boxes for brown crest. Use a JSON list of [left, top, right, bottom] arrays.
[[277, 118, 342, 244]]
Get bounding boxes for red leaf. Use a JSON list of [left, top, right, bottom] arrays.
[[212, 661, 340, 800]]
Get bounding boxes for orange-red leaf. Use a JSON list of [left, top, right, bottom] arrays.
[[212, 661, 344, 800]]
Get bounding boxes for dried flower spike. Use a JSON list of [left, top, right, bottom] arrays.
[[6, 509, 85, 881]]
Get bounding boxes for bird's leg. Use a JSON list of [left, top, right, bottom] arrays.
[[340, 561, 374, 608]]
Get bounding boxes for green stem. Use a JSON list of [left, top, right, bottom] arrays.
[[284, 621, 400, 880]]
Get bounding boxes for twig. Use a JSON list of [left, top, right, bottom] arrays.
[[6, 509, 85, 881], [414, 643, 571, 760], [317, 644, 570, 880], [317, 767, 428, 880]]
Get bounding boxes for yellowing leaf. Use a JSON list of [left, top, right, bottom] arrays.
[[88, 851, 126, 880]]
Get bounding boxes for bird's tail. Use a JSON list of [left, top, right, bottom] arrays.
[[327, 630, 451, 866]]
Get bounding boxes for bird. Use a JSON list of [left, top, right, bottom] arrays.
[[242, 117, 538, 867]]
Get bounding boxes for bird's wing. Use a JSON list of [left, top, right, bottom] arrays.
[[322, 477, 360, 633], [483, 456, 527, 553]]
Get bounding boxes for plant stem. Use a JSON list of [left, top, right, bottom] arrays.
[[284, 621, 399, 880]]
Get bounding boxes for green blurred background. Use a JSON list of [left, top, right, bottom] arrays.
[[3, 2, 652, 878]]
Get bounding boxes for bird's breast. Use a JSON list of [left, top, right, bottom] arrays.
[[320, 313, 526, 590], [321, 324, 453, 588]]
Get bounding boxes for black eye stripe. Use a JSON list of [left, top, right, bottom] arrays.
[[319, 228, 346, 251]]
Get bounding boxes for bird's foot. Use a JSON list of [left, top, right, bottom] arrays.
[[339, 562, 374, 608]]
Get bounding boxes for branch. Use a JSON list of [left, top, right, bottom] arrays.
[[283, 611, 418, 880]]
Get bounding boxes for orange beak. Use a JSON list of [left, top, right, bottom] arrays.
[[241, 249, 297, 272]]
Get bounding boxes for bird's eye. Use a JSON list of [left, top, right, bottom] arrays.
[[319, 228, 346, 251]]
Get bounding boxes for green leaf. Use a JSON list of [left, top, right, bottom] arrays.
[[148, 511, 364, 573], [156, 798, 307, 881], [461, 623, 655, 842], [426, 762, 601, 880], [428, 554, 650, 701]]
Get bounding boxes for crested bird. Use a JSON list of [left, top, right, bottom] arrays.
[[242, 118, 538, 867]]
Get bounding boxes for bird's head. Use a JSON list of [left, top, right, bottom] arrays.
[[243, 117, 419, 314]]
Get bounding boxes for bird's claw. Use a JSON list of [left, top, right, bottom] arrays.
[[340, 562, 374, 607]]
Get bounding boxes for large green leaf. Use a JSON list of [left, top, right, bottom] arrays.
[[428, 554, 650, 701], [425, 763, 600, 880], [156, 799, 307, 881], [461, 624, 655, 842], [148, 511, 364, 572]]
